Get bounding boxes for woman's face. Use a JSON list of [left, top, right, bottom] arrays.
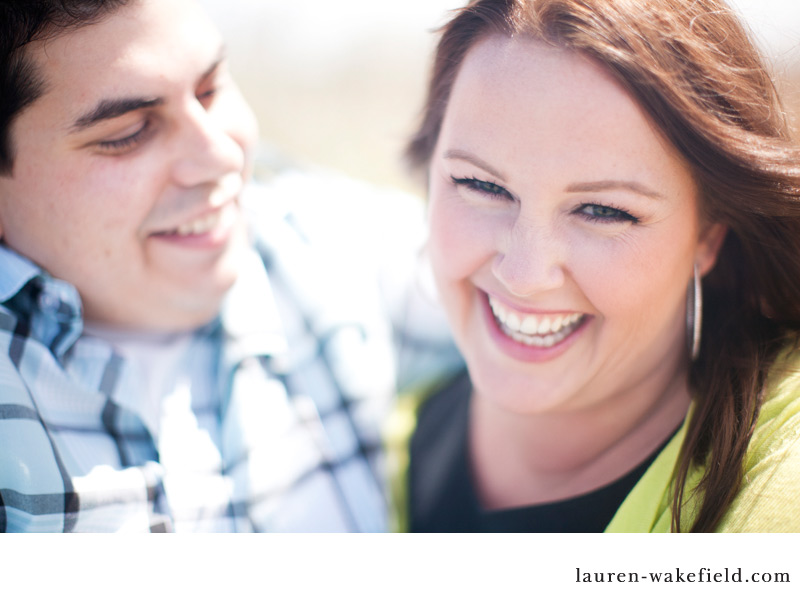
[[427, 35, 725, 416]]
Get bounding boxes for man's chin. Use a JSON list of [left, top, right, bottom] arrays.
[[83, 282, 234, 333]]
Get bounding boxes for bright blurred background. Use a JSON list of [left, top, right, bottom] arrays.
[[198, 0, 800, 197]]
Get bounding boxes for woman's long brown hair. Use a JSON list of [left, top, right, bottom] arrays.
[[407, 0, 800, 532]]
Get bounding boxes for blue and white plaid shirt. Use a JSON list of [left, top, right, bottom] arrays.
[[0, 170, 459, 532]]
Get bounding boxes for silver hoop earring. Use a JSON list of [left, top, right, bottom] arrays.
[[686, 263, 702, 361]]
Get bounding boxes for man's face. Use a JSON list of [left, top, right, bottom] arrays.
[[0, 0, 258, 331]]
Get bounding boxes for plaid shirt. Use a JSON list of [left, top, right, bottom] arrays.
[[0, 171, 459, 532]]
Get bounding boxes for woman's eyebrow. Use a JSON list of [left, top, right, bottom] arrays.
[[444, 149, 666, 201], [443, 149, 507, 181], [566, 180, 666, 200]]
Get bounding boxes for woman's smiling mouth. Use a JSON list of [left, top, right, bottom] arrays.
[[488, 295, 586, 348]]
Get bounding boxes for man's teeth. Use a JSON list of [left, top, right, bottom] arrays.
[[489, 296, 583, 347], [176, 210, 223, 236]]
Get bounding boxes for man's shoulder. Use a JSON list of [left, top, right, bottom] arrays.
[[244, 167, 427, 261], [239, 168, 433, 330], [0, 329, 65, 531]]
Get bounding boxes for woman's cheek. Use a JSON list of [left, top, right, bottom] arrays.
[[429, 193, 494, 284]]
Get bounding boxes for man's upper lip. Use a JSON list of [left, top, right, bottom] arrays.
[[149, 200, 235, 235]]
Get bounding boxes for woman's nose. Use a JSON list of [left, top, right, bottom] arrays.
[[491, 219, 566, 297]]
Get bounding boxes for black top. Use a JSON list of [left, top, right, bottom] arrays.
[[408, 371, 671, 533]]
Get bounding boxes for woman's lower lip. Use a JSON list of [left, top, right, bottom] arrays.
[[480, 293, 588, 363]]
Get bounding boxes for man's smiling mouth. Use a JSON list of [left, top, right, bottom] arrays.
[[152, 202, 237, 238]]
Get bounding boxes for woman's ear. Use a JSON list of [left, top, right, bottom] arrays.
[[696, 222, 728, 276]]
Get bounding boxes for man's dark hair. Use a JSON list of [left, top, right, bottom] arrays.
[[0, 0, 130, 174]]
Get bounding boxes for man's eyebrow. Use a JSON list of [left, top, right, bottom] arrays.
[[71, 97, 164, 131], [199, 49, 226, 83], [69, 46, 226, 133], [443, 149, 507, 181], [566, 180, 665, 200]]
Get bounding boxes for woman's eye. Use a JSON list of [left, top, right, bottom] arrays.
[[576, 203, 639, 224], [451, 176, 511, 200], [96, 121, 152, 155]]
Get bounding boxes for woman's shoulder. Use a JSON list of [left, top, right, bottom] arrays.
[[717, 345, 800, 532], [751, 344, 800, 457], [384, 368, 469, 532]]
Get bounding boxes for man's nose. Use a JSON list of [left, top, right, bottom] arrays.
[[491, 218, 566, 297], [170, 100, 246, 188]]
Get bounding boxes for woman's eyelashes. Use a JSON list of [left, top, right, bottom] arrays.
[[451, 175, 640, 224], [451, 175, 512, 199], [574, 203, 640, 224]]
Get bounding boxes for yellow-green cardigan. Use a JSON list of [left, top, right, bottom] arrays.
[[387, 349, 800, 532]]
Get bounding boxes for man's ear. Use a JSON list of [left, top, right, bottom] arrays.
[[696, 222, 728, 277]]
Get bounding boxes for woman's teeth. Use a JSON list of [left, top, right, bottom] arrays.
[[489, 296, 584, 347]]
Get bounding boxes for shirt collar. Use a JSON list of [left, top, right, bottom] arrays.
[[216, 244, 288, 361], [1, 236, 288, 361], [0, 243, 40, 302], [0, 244, 84, 358]]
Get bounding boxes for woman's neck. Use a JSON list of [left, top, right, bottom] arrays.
[[468, 365, 692, 510]]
